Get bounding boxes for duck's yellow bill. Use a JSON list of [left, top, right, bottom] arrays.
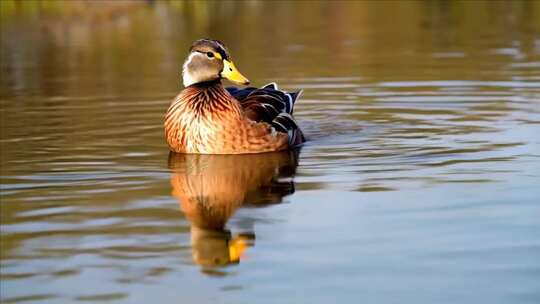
[[222, 60, 250, 85], [228, 238, 248, 262]]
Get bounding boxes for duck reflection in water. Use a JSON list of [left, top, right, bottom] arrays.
[[168, 150, 299, 268]]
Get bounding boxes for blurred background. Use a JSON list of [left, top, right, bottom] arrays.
[[1, 1, 539, 304]]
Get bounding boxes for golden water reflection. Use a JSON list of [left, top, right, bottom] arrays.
[[168, 151, 299, 267]]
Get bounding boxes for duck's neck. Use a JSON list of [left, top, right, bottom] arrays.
[[187, 79, 224, 92]]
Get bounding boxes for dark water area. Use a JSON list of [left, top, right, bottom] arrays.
[[1, 1, 540, 303]]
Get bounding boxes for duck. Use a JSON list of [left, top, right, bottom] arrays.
[[164, 39, 305, 154]]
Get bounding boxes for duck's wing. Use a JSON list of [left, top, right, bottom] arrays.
[[226, 83, 305, 147]]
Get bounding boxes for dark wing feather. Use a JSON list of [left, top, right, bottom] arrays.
[[226, 86, 256, 100], [227, 83, 305, 147], [272, 113, 305, 147], [228, 83, 302, 119]]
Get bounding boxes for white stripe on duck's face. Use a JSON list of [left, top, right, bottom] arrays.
[[182, 52, 222, 87]]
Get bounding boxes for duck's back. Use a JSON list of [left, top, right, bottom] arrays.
[[227, 83, 305, 147]]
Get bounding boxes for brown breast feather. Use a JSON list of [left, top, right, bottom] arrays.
[[164, 83, 288, 154]]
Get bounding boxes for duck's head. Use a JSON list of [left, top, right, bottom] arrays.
[[182, 39, 250, 87]]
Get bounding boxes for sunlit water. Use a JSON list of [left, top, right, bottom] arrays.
[[1, 2, 540, 303]]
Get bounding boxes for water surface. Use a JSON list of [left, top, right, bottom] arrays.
[[1, 1, 540, 303]]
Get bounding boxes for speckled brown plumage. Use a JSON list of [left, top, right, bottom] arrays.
[[165, 80, 297, 154]]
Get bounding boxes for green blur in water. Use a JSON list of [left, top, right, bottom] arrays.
[[1, 1, 540, 303]]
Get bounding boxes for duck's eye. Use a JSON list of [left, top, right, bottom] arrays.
[[206, 52, 214, 58]]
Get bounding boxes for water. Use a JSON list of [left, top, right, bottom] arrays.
[[1, 1, 540, 303]]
